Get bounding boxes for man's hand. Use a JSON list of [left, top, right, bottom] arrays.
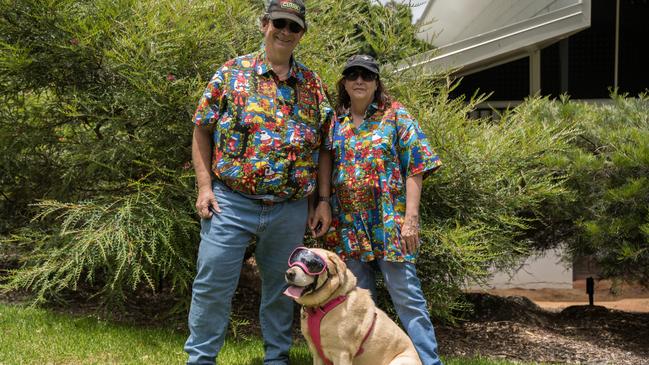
[[195, 188, 220, 219], [401, 214, 420, 256], [307, 199, 316, 228], [192, 125, 218, 219], [309, 201, 331, 238]]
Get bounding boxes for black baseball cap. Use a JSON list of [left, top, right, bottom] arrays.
[[342, 54, 379, 75], [266, 0, 307, 30]]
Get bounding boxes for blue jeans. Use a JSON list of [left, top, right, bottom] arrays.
[[184, 181, 308, 365], [345, 260, 443, 365]]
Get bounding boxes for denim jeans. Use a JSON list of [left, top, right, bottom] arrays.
[[184, 181, 308, 365], [345, 260, 443, 365]]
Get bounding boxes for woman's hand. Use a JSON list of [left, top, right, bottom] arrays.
[[402, 173, 423, 256], [401, 214, 420, 255]]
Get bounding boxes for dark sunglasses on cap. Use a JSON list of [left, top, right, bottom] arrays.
[[288, 247, 327, 276], [344, 68, 378, 82], [271, 18, 303, 34]]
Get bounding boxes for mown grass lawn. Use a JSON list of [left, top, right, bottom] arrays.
[[0, 303, 525, 365]]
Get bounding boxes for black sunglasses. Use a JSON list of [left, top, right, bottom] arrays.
[[344, 68, 378, 82], [271, 18, 303, 34]]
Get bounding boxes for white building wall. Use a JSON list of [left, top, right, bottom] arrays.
[[479, 247, 573, 289]]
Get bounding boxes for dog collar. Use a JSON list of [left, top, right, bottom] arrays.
[[305, 295, 377, 365]]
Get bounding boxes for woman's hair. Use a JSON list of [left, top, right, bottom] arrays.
[[335, 74, 392, 115]]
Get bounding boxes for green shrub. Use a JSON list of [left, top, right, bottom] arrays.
[[0, 0, 265, 305], [0, 0, 438, 310], [516, 93, 649, 283], [388, 82, 578, 318], [2, 0, 647, 322]]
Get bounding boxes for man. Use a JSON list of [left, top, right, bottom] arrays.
[[184, 1, 333, 364]]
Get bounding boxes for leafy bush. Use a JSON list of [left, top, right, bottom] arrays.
[[4, 170, 197, 304], [385, 80, 578, 318], [0, 0, 436, 308], [0, 0, 264, 304], [1, 0, 647, 322], [515, 93, 649, 283]]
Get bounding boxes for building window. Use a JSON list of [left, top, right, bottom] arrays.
[[619, 0, 649, 96], [450, 57, 529, 101], [565, 0, 616, 99]]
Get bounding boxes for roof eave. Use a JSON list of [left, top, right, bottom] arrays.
[[398, 1, 591, 76]]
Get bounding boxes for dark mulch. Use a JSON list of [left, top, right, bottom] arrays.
[[439, 293, 649, 364]]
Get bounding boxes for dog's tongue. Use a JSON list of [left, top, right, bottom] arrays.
[[283, 285, 305, 299]]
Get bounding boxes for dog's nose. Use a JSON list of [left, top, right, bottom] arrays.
[[285, 270, 296, 282]]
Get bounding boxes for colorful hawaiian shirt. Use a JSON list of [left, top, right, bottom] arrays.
[[192, 49, 333, 201], [323, 101, 442, 263]]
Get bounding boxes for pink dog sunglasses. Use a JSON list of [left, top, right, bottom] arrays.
[[288, 247, 327, 276]]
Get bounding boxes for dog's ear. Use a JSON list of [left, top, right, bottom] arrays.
[[325, 251, 356, 291], [325, 251, 341, 275], [331, 253, 352, 282]]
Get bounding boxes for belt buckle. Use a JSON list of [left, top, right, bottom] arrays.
[[261, 200, 275, 206]]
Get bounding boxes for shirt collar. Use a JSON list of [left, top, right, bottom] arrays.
[[366, 102, 379, 118], [254, 46, 300, 81], [340, 102, 380, 121]]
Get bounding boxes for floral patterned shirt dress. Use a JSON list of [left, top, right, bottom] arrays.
[[324, 101, 442, 263]]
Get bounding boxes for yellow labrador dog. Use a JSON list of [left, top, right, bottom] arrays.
[[284, 247, 422, 365]]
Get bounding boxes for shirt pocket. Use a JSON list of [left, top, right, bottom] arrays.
[[219, 125, 249, 158]]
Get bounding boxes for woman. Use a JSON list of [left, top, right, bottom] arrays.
[[323, 54, 443, 365]]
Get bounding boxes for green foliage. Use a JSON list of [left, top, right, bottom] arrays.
[[517, 93, 649, 283], [1, 0, 263, 304], [383, 76, 578, 318], [0, 0, 439, 312], [3, 170, 197, 304], [1, 0, 648, 322], [0, 0, 262, 233], [296, 0, 431, 85]]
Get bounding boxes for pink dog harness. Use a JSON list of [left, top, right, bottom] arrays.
[[306, 295, 378, 365]]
